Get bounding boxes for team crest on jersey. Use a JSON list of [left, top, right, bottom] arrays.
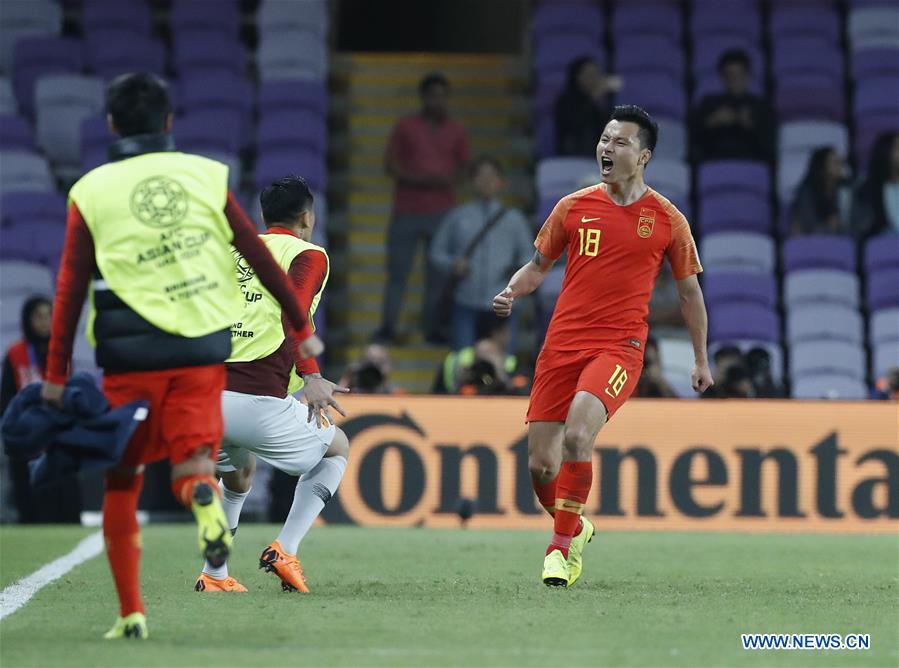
[[637, 207, 656, 238]]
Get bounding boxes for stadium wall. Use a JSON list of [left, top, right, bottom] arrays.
[[325, 397, 898, 533]]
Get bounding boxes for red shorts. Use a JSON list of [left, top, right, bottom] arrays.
[[103, 364, 226, 467], [526, 345, 643, 423]]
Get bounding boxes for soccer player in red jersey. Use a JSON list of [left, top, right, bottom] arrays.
[[494, 105, 714, 586]]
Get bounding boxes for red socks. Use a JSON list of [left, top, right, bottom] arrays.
[[171, 474, 218, 508], [547, 461, 593, 559], [103, 470, 144, 617]]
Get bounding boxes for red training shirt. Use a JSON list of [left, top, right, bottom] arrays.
[[536, 183, 702, 352]]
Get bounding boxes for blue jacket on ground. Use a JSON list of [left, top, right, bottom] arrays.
[[1, 373, 148, 487]]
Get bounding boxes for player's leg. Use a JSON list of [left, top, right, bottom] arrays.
[[196, 449, 254, 592], [527, 421, 564, 516], [165, 365, 231, 569]]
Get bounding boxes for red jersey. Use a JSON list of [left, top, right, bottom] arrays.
[[536, 183, 701, 351]]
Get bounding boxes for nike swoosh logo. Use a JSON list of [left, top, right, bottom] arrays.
[[581, 216, 602, 223]]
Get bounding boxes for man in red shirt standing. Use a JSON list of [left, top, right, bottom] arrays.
[[494, 105, 714, 587], [373, 72, 470, 343]]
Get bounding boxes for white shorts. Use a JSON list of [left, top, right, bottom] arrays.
[[217, 390, 336, 477]]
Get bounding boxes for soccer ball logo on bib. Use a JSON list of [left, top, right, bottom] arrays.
[[130, 176, 189, 228]]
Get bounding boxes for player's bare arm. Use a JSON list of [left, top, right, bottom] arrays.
[[303, 373, 350, 427], [676, 274, 714, 393], [493, 251, 556, 317]]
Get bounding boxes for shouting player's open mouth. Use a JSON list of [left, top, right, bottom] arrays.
[[600, 156, 614, 176]]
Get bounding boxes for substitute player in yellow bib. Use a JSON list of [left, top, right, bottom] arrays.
[[194, 176, 349, 594]]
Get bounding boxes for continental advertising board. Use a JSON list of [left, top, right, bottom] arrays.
[[324, 397, 898, 533]]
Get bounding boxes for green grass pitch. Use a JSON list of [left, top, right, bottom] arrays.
[[1, 525, 897, 667]]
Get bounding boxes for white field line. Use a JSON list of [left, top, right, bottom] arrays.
[[0, 531, 103, 621]]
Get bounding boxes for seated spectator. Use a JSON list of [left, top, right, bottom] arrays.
[[648, 264, 688, 340], [690, 49, 774, 163], [853, 131, 899, 240], [339, 344, 403, 395], [789, 147, 852, 236], [433, 317, 528, 395], [872, 367, 899, 400], [1, 296, 81, 523], [718, 363, 757, 398], [554, 56, 622, 157], [635, 337, 678, 398], [703, 344, 743, 398], [429, 156, 533, 352], [745, 346, 781, 398]]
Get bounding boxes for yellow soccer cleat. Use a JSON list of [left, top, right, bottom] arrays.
[[194, 572, 248, 593], [191, 481, 232, 569], [103, 612, 148, 640], [566, 516, 595, 587], [542, 549, 570, 587]]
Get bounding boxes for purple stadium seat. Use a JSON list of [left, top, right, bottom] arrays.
[[255, 149, 326, 192], [699, 192, 771, 234], [170, 0, 240, 37], [85, 32, 166, 80], [771, 40, 844, 82], [782, 235, 856, 272], [851, 48, 899, 80], [854, 117, 899, 166], [535, 72, 566, 119], [174, 110, 242, 155], [81, 146, 106, 174], [614, 37, 684, 82], [691, 5, 761, 42], [534, 34, 604, 76], [702, 272, 777, 309], [0, 191, 66, 226], [864, 233, 899, 273], [257, 109, 327, 155], [258, 79, 327, 117], [12, 37, 84, 117], [867, 268, 899, 310], [172, 29, 245, 77], [612, 3, 681, 41], [0, 219, 64, 267], [532, 4, 603, 39], [0, 115, 35, 151], [80, 114, 111, 157], [82, 0, 152, 37], [770, 6, 840, 43], [709, 303, 780, 343], [696, 160, 769, 198], [619, 74, 685, 120], [775, 86, 844, 122], [178, 71, 254, 147], [535, 115, 555, 159], [854, 77, 899, 123]]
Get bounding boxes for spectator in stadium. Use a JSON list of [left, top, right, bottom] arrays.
[[718, 363, 757, 399], [690, 49, 774, 164], [647, 264, 688, 340], [339, 343, 402, 395], [429, 156, 533, 352], [434, 316, 527, 395], [745, 347, 781, 398], [703, 344, 743, 398], [1, 296, 82, 523], [635, 337, 677, 398], [871, 367, 899, 400], [554, 56, 622, 157], [789, 147, 851, 236], [853, 131, 899, 239], [374, 72, 470, 344]]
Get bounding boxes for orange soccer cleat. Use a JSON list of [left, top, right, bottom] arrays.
[[194, 572, 248, 593], [259, 540, 309, 593]]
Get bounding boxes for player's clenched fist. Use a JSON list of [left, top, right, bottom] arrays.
[[691, 362, 714, 394], [493, 287, 514, 317]]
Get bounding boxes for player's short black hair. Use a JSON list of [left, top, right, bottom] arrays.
[[419, 72, 450, 95], [610, 104, 658, 153], [717, 48, 752, 73], [106, 73, 171, 137], [471, 155, 504, 177], [260, 175, 314, 227]]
